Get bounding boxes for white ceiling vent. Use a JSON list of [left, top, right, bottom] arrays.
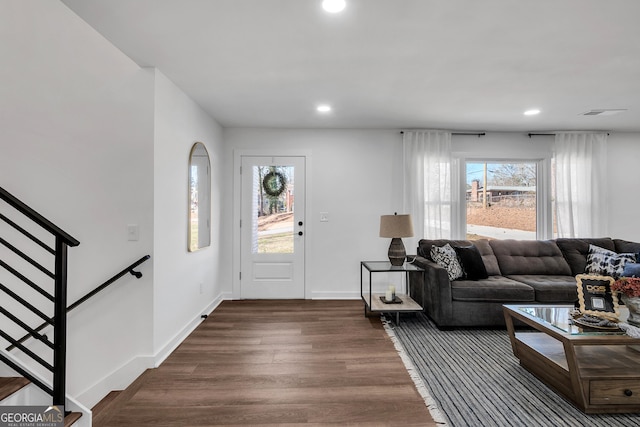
[[581, 109, 627, 116]]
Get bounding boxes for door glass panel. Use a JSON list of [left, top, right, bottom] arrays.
[[465, 162, 537, 240], [251, 165, 294, 253]]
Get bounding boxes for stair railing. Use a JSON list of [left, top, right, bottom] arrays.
[[1, 186, 80, 406], [1, 186, 152, 407], [7, 254, 151, 351]]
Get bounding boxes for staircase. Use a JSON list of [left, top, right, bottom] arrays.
[[0, 186, 88, 425], [0, 377, 82, 426], [0, 376, 30, 399], [1, 186, 150, 427]]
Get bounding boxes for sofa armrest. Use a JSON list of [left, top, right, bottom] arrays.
[[410, 256, 454, 323]]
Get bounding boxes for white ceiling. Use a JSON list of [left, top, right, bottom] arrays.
[[61, 0, 640, 132]]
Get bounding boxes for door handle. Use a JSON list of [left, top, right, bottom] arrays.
[[298, 231, 303, 236], [298, 221, 303, 226]]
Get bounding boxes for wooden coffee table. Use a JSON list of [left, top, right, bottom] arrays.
[[503, 304, 640, 414]]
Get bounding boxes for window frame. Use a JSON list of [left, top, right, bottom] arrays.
[[456, 157, 553, 240]]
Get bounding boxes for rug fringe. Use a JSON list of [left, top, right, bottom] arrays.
[[382, 316, 449, 426]]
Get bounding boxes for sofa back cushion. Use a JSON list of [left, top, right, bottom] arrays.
[[418, 239, 470, 259], [472, 239, 501, 276], [555, 238, 615, 276], [489, 239, 572, 276], [417, 239, 500, 276], [614, 239, 640, 255]]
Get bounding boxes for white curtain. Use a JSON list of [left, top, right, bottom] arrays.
[[554, 132, 608, 238], [403, 130, 454, 249]]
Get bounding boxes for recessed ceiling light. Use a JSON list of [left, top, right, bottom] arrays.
[[317, 105, 332, 113], [322, 0, 346, 13], [524, 109, 541, 116]]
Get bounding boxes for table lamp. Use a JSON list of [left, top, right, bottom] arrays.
[[379, 213, 414, 266]]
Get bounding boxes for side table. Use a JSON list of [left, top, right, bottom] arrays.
[[360, 261, 424, 324]]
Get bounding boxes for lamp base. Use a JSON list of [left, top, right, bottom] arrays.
[[388, 237, 406, 266]]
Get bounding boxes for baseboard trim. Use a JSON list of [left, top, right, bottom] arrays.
[[152, 293, 227, 367], [75, 354, 154, 409], [75, 293, 229, 409]]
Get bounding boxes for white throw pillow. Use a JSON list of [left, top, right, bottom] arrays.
[[585, 244, 636, 278], [431, 243, 464, 281]]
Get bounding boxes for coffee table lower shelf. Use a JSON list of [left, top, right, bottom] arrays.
[[504, 305, 640, 414], [515, 332, 640, 413], [362, 293, 422, 324]]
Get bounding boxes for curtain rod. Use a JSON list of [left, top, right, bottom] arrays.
[[528, 133, 555, 138], [528, 132, 610, 138], [400, 131, 486, 137]]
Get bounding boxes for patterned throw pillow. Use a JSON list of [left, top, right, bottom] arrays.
[[431, 243, 464, 281], [585, 244, 636, 278], [623, 262, 640, 278]]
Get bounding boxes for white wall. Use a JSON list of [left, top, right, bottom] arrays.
[[152, 70, 225, 360], [0, 1, 227, 410], [607, 133, 640, 242], [452, 131, 555, 159], [222, 129, 557, 298], [223, 129, 640, 298], [223, 129, 403, 299], [0, 0, 154, 406]]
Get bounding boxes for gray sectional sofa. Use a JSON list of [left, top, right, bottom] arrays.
[[409, 237, 640, 329]]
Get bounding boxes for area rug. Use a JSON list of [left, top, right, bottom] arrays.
[[384, 313, 640, 427]]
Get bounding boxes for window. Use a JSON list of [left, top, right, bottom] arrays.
[[251, 165, 295, 253], [465, 161, 550, 240]]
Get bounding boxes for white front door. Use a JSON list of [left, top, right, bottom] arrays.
[[240, 156, 305, 299]]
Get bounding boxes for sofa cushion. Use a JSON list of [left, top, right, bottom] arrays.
[[555, 238, 615, 276], [506, 275, 578, 303], [473, 239, 501, 276], [489, 239, 572, 276], [585, 244, 636, 278], [431, 243, 464, 280], [614, 239, 640, 255], [451, 276, 535, 302], [454, 245, 489, 280]]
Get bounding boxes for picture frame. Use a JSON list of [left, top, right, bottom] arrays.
[[575, 274, 620, 320]]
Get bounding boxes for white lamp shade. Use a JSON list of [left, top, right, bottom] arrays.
[[379, 214, 414, 238]]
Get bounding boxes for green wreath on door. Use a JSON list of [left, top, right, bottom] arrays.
[[262, 170, 287, 197]]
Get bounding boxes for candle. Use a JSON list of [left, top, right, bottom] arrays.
[[385, 289, 393, 301], [390, 285, 396, 298]]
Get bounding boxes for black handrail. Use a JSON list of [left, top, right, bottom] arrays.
[[0, 187, 79, 247], [1, 186, 79, 407], [67, 255, 150, 312], [6, 255, 151, 351]]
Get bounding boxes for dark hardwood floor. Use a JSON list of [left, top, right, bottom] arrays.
[[92, 300, 436, 426]]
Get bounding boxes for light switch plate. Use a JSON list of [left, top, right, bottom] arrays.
[[127, 224, 139, 241], [320, 212, 329, 222]]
